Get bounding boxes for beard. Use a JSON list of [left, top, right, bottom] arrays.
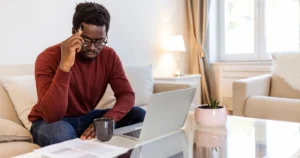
[[79, 48, 101, 60]]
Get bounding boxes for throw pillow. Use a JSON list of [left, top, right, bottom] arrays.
[[97, 66, 154, 109], [0, 75, 37, 130], [271, 53, 300, 91]]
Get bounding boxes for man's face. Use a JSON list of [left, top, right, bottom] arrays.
[[78, 23, 107, 59]]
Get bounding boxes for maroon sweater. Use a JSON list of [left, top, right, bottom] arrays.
[[28, 44, 135, 123]]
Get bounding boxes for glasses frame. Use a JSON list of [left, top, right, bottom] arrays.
[[81, 35, 107, 48]]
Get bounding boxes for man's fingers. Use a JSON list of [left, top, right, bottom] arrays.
[[90, 132, 96, 139], [67, 43, 82, 54], [87, 131, 95, 140], [70, 36, 84, 43], [73, 43, 82, 53], [81, 125, 94, 140], [66, 32, 83, 42], [68, 39, 82, 53], [70, 39, 83, 46], [75, 29, 82, 36], [81, 129, 91, 139], [81, 131, 91, 140]]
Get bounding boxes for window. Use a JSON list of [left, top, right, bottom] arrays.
[[219, 0, 300, 61]]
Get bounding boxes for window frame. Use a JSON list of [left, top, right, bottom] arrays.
[[218, 0, 299, 61]]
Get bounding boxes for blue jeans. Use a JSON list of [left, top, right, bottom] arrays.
[[30, 107, 146, 147]]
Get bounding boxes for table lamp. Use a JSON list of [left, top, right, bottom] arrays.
[[163, 35, 186, 77]]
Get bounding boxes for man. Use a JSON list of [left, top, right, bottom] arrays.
[[28, 2, 146, 147]]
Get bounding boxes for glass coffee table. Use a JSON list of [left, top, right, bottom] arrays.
[[14, 112, 300, 158]]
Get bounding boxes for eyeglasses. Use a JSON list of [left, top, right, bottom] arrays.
[[81, 35, 107, 48]]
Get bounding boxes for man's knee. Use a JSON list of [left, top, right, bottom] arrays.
[[31, 120, 77, 147], [130, 106, 146, 122], [49, 121, 77, 143], [115, 107, 146, 128]]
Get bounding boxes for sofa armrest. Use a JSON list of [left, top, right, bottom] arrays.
[[0, 118, 32, 143], [154, 82, 193, 94], [233, 74, 271, 116]]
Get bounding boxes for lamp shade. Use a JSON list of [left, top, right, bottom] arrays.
[[163, 35, 186, 52]]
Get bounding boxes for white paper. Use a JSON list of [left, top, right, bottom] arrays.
[[33, 138, 129, 158]]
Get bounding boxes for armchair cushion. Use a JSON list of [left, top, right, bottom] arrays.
[[0, 118, 32, 143], [245, 96, 300, 122]]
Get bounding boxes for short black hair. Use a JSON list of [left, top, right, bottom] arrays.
[[73, 2, 110, 33]]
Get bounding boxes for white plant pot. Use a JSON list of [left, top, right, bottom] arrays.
[[194, 105, 227, 127]]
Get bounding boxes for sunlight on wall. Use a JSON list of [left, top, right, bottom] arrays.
[[153, 0, 188, 77], [154, 52, 177, 77]]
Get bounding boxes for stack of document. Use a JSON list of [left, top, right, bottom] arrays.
[[33, 138, 129, 158]]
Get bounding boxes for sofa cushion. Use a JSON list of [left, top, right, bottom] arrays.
[[245, 96, 300, 122], [0, 141, 39, 158], [0, 118, 32, 143], [97, 66, 154, 109], [0, 75, 37, 130], [271, 53, 300, 98]]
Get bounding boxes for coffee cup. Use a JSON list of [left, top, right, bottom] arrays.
[[94, 117, 115, 141]]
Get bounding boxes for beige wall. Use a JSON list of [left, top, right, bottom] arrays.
[[0, 0, 188, 77]]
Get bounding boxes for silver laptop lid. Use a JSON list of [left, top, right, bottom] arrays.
[[139, 88, 196, 142]]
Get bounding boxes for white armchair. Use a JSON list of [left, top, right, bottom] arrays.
[[233, 74, 271, 116], [233, 74, 300, 123]]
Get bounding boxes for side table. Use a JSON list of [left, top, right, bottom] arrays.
[[154, 74, 201, 105]]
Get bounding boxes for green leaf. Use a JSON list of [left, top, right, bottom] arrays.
[[208, 99, 220, 109]]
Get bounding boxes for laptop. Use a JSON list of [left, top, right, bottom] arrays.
[[119, 88, 196, 142]]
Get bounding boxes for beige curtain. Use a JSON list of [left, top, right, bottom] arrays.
[[186, 0, 211, 104]]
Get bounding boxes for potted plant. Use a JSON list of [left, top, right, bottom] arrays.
[[194, 99, 227, 127]]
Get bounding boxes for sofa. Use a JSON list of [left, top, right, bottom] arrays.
[[233, 53, 300, 123], [0, 64, 193, 158]]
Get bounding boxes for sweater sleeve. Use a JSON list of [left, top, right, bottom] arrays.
[[103, 51, 135, 122], [34, 54, 71, 123]]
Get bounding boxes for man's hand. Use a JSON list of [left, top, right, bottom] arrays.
[[59, 30, 83, 72], [80, 123, 95, 140]]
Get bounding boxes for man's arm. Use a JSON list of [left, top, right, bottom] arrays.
[[35, 30, 83, 123], [35, 54, 71, 123], [103, 51, 135, 122]]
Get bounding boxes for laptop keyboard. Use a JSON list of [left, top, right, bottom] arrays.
[[123, 129, 142, 138]]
